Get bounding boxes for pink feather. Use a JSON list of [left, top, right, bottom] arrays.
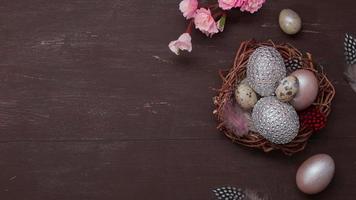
[[221, 100, 250, 137]]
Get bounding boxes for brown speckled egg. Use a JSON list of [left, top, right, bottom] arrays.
[[296, 154, 335, 194], [275, 75, 299, 102], [235, 84, 258, 110]]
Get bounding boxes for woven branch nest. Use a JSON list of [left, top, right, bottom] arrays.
[[213, 40, 335, 155]]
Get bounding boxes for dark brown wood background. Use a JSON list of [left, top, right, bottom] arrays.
[[0, 0, 355, 199]]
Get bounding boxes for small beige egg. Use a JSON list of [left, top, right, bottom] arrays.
[[279, 9, 302, 35], [235, 84, 258, 110], [275, 75, 299, 102]]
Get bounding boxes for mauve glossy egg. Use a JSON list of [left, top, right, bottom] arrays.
[[290, 69, 318, 111], [296, 154, 335, 194]]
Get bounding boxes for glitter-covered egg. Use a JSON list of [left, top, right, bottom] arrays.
[[252, 96, 299, 144], [247, 46, 287, 96], [234, 84, 258, 110], [275, 75, 299, 102]]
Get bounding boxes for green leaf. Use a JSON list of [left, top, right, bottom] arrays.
[[217, 15, 226, 32]]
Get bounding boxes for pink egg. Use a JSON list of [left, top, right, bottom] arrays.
[[296, 154, 335, 194], [290, 69, 319, 111]]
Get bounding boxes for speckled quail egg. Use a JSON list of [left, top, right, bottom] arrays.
[[235, 84, 258, 110], [275, 75, 299, 102]]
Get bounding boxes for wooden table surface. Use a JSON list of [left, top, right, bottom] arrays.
[[0, 0, 355, 199]]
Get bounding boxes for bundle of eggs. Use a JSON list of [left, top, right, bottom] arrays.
[[214, 40, 335, 155]]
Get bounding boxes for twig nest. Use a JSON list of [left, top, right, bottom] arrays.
[[275, 75, 299, 102], [214, 40, 335, 155], [279, 9, 302, 35], [235, 84, 258, 110], [247, 46, 286, 96], [252, 96, 299, 144]]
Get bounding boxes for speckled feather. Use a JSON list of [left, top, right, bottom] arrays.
[[212, 187, 266, 200], [345, 34, 356, 65], [344, 33, 356, 92], [285, 57, 303, 74]]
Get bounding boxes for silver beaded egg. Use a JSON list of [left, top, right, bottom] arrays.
[[252, 96, 299, 144], [247, 46, 286, 96]]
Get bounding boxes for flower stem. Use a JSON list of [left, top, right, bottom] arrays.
[[185, 19, 194, 34], [213, 11, 225, 20], [201, 3, 219, 10]]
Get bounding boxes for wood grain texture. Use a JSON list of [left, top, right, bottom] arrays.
[[0, 0, 355, 199]]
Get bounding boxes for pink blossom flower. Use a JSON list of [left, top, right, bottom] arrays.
[[218, 0, 246, 10], [194, 8, 219, 37], [168, 33, 192, 55], [240, 0, 266, 13], [179, 0, 198, 19]]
